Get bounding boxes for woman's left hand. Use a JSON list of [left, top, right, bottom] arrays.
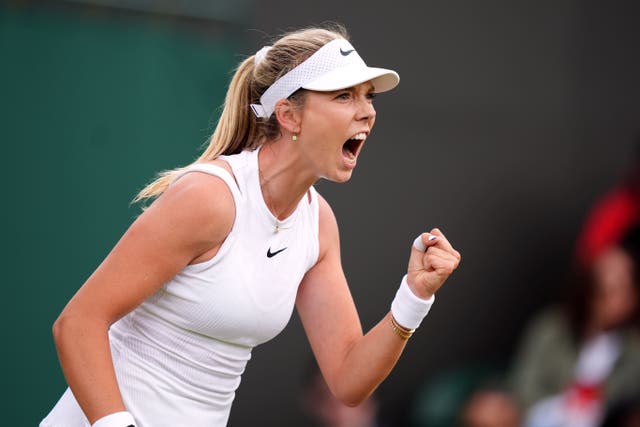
[[407, 228, 461, 299]]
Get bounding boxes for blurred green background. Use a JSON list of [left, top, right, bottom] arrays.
[[2, 4, 239, 424]]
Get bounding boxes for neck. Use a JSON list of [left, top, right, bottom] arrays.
[[258, 139, 317, 220]]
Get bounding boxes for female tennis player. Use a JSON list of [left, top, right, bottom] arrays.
[[41, 25, 461, 427]]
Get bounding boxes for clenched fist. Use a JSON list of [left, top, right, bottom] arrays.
[[407, 228, 461, 299]]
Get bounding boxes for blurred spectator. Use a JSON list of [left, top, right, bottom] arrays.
[[461, 388, 520, 427], [300, 360, 382, 427], [575, 135, 640, 267], [509, 225, 640, 427], [452, 225, 640, 427], [409, 362, 509, 427]]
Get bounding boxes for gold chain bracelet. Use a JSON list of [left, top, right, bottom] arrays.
[[390, 314, 415, 340]]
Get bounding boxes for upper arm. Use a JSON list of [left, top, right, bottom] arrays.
[[296, 195, 362, 385], [60, 171, 235, 325]]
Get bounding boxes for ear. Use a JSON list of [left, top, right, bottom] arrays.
[[274, 99, 302, 135]]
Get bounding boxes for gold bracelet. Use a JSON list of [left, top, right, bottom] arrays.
[[390, 314, 415, 340]]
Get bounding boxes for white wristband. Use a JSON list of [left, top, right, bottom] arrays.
[[92, 411, 136, 427], [391, 275, 435, 330]]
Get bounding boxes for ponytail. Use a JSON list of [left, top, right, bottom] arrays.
[[133, 56, 259, 203]]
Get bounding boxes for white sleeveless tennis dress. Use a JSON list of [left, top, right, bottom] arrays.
[[41, 147, 320, 426]]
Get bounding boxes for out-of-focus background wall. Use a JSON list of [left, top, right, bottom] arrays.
[[2, 1, 639, 425]]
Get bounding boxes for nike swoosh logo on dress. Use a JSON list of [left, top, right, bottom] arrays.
[[267, 247, 287, 258]]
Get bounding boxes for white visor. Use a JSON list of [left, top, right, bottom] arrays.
[[251, 38, 399, 118]]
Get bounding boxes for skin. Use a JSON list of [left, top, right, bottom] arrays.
[[589, 246, 638, 334], [52, 81, 461, 423], [462, 390, 520, 427]]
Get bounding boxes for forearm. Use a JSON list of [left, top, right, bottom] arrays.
[[53, 314, 127, 424], [329, 275, 435, 405], [331, 312, 408, 406]]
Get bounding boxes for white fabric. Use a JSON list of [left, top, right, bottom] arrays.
[[254, 46, 272, 65], [413, 235, 428, 252], [523, 332, 621, 427], [40, 147, 320, 427], [92, 411, 136, 427], [524, 389, 604, 427], [574, 332, 621, 385], [413, 234, 438, 252], [391, 275, 435, 330], [250, 38, 399, 118]]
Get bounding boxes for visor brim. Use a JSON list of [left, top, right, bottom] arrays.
[[302, 64, 399, 93]]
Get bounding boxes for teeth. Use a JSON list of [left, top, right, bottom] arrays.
[[351, 132, 367, 140]]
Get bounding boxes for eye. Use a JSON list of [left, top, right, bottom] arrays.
[[335, 92, 351, 100], [366, 92, 377, 101]]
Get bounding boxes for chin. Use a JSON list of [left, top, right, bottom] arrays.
[[323, 169, 354, 184], [335, 174, 353, 183]]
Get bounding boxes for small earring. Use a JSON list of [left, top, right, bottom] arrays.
[[292, 134, 297, 141]]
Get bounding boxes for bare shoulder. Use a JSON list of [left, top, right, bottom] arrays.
[[317, 193, 337, 230], [316, 193, 340, 260], [143, 168, 236, 246]]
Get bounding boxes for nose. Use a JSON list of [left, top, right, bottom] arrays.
[[356, 96, 376, 122]]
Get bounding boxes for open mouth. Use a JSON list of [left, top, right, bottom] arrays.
[[342, 132, 367, 160]]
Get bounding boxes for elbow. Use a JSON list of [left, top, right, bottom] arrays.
[[333, 387, 371, 408], [52, 310, 100, 349], [327, 367, 376, 408], [342, 398, 364, 408], [52, 312, 71, 348]]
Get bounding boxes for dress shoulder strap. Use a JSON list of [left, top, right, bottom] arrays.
[[172, 163, 242, 201]]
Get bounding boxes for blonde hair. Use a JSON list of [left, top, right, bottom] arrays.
[[134, 24, 349, 203]]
